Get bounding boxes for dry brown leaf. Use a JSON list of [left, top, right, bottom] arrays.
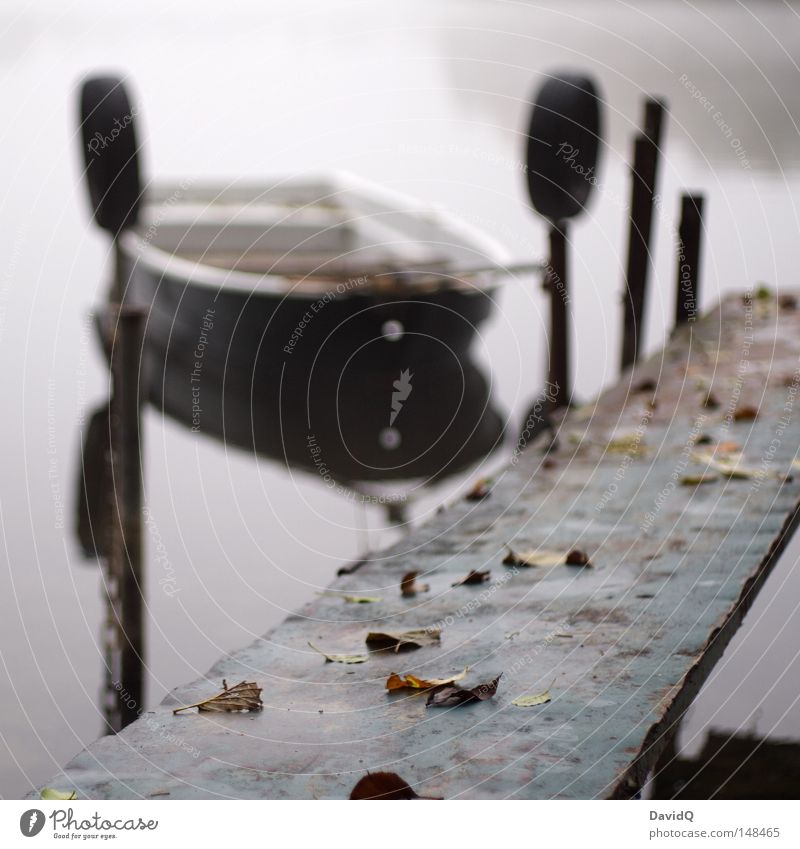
[[451, 569, 491, 587], [464, 478, 492, 501], [564, 549, 592, 567], [349, 772, 441, 800], [426, 674, 502, 708], [173, 679, 263, 714], [401, 570, 429, 597], [366, 628, 441, 652], [733, 404, 759, 421], [386, 667, 468, 692], [308, 642, 369, 664]]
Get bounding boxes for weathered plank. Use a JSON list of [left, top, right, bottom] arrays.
[[36, 292, 800, 799]]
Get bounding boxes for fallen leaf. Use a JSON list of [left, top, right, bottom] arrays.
[[512, 680, 555, 708], [41, 788, 77, 800], [172, 680, 263, 714], [401, 570, 429, 597], [503, 546, 564, 567], [426, 674, 502, 707], [317, 591, 382, 604], [308, 642, 369, 664], [349, 772, 441, 800], [779, 293, 798, 310], [606, 432, 646, 455], [565, 548, 592, 567], [451, 569, 491, 587], [680, 472, 720, 486], [465, 478, 492, 501], [717, 440, 742, 454], [692, 452, 769, 481], [633, 378, 657, 393], [366, 628, 441, 652], [386, 667, 468, 692], [733, 404, 759, 421], [702, 392, 721, 409]]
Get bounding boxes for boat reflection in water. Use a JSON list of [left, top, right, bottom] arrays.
[[78, 174, 514, 554]]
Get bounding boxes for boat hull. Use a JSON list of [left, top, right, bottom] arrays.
[[126, 263, 505, 484]]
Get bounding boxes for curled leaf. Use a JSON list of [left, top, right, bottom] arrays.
[[426, 674, 501, 708], [366, 628, 441, 652], [386, 667, 468, 692], [308, 642, 369, 664], [733, 404, 759, 421], [349, 772, 441, 800], [173, 679, 263, 714], [564, 549, 592, 567], [451, 569, 490, 587], [512, 680, 555, 708], [401, 570, 429, 597], [41, 788, 77, 800], [465, 477, 492, 501]]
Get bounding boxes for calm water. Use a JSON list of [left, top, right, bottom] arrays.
[[2, 0, 800, 797]]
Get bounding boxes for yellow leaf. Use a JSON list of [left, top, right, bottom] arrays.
[[502, 547, 565, 568], [308, 642, 368, 664], [512, 681, 554, 708], [41, 788, 77, 800], [606, 432, 647, 455], [386, 667, 468, 692], [680, 472, 719, 486], [317, 591, 382, 604]]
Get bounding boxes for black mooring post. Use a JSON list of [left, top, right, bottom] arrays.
[[109, 304, 146, 729], [674, 194, 705, 327], [548, 223, 570, 411], [620, 97, 667, 371]]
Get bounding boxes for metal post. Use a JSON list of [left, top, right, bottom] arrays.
[[621, 97, 667, 371], [674, 194, 705, 327]]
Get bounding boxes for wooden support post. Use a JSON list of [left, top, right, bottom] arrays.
[[548, 223, 570, 411], [674, 194, 705, 327], [620, 97, 667, 371], [108, 304, 146, 730]]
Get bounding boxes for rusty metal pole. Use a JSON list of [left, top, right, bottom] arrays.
[[674, 194, 705, 327], [620, 97, 667, 371], [108, 292, 146, 729]]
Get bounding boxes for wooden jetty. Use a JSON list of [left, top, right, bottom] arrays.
[[36, 291, 800, 799]]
